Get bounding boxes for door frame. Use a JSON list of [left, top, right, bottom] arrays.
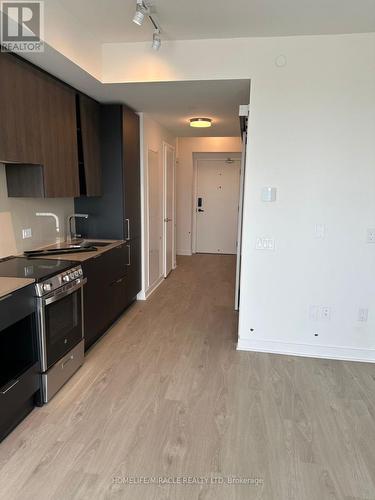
[[192, 152, 242, 254], [162, 141, 176, 277]]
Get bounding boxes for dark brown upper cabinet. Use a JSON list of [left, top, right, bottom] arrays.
[[0, 52, 44, 165], [1, 52, 101, 198], [39, 73, 80, 197], [77, 94, 101, 197]]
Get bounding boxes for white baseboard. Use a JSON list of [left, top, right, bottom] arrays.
[[237, 338, 375, 363], [137, 275, 164, 301], [177, 249, 192, 256]]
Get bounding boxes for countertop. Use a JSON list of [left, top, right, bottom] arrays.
[[34, 239, 125, 262], [0, 277, 35, 299]]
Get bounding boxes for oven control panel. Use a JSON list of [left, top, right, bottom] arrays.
[[35, 265, 84, 297]]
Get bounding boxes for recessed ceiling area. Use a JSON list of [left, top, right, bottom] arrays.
[[57, 0, 375, 43], [100, 79, 250, 137], [102, 80, 250, 137]]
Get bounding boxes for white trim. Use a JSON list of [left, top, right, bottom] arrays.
[[177, 249, 192, 256], [138, 113, 148, 299], [137, 275, 164, 301], [162, 141, 176, 278], [237, 338, 375, 363]]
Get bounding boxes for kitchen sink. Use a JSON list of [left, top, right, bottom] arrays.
[[84, 241, 112, 247]]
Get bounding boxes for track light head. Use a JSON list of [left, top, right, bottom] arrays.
[[133, 4, 145, 26], [152, 29, 161, 50]]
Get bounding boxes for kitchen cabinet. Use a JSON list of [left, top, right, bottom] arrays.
[[82, 243, 133, 350], [75, 104, 142, 321], [1, 52, 101, 198], [75, 104, 141, 240], [38, 74, 79, 197], [77, 94, 102, 196], [0, 285, 40, 442], [122, 106, 141, 239], [0, 52, 43, 165]]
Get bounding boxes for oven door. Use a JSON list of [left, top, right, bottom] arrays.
[[38, 279, 86, 371]]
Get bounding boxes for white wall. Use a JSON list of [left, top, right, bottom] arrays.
[[176, 137, 242, 255], [106, 33, 375, 361], [139, 114, 176, 299], [0, 165, 74, 257]]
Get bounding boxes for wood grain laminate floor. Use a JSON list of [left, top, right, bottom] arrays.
[[1, 255, 375, 500]]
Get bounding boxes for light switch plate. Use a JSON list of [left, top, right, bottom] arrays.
[[366, 228, 375, 243], [256, 237, 275, 250], [261, 187, 277, 202], [22, 228, 32, 239]]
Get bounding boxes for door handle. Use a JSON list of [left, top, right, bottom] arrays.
[[197, 208, 204, 213], [62, 355, 74, 369], [126, 244, 131, 266], [1, 379, 19, 394], [164, 218, 172, 222], [125, 219, 130, 240]]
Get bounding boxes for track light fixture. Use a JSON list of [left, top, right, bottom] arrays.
[[132, 0, 148, 26], [152, 29, 161, 50], [132, 0, 162, 50]]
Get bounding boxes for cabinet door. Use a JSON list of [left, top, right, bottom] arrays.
[[82, 254, 110, 350], [124, 237, 141, 304], [0, 53, 43, 164], [122, 106, 141, 240], [79, 94, 101, 196], [39, 76, 79, 197]]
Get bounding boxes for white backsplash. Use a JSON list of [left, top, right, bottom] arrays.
[[0, 165, 74, 258]]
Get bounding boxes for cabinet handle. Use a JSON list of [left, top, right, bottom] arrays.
[[1, 379, 19, 394], [0, 293, 12, 302], [126, 244, 131, 266], [62, 355, 74, 369], [125, 219, 130, 240], [116, 277, 124, 284]]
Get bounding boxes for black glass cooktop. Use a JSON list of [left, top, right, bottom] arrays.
[[0, 257, 77, 282]]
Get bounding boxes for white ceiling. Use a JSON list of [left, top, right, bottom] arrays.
[[100, 79, 250, 136], [58, 0, 375, 43]]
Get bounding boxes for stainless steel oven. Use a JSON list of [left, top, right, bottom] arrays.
[[35, 265, 86, 402]]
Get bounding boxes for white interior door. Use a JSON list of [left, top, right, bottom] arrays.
[[196, 159, 240, 254], [148, 150, 162, 287], [163, 143, 175, 277]]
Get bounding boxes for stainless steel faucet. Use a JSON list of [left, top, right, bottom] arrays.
[[67, 214, 89, 243], [36, 212, 60, 233]]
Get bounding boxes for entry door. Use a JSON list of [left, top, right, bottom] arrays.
[[163, 143, 175, 277], [196, 159, 241, 254]]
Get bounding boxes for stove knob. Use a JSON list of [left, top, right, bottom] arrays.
[[78, 269, 83, 276], [69, 273, 75, 280], [74, 270, 79, 278], [63, 275, 70, 283], [43, 283, 52, 292]]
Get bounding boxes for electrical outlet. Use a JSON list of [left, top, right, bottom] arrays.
[[358, 308, 368, 322], [366, 228, 375, 243], [315, 224, 326, 239], [255, 237, 275, 250], [309, 305, 331, 321], [321, 306, 331, 321], [22, 228, 32, 239]]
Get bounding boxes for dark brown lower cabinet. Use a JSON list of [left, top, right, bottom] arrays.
[[82, 243, 140, 351]]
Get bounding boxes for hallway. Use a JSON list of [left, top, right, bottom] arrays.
[[0, 255, 375, 499]]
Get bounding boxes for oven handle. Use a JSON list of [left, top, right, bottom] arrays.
[[42, 278, 87, 306]]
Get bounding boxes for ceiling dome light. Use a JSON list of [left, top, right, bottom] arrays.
[[190, 118, 212, 128], [152, 29, 161, 50]]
